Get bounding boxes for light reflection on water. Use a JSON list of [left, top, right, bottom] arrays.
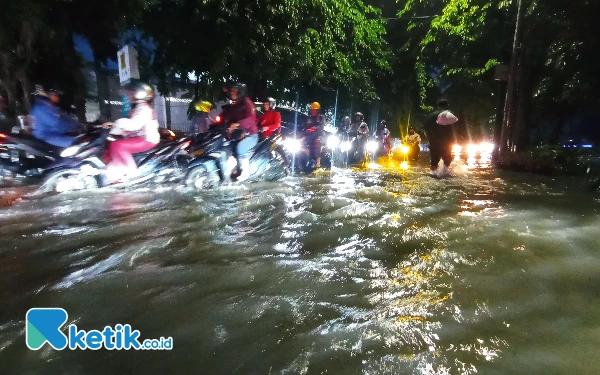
[[0, 163, 599, 374]]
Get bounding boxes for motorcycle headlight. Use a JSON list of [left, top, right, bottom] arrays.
[[60, 145, 82, 157], [366, 140, 378, 153], [283, 139, 302, 154], [400, 145, 410, 155], [340, 141, 352, 153], [326, 136, 340, 150]]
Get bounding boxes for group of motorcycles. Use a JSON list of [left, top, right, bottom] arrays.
[[0, 114, 389, 195]]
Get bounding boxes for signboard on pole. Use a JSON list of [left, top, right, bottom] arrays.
[[117, 45, 140, 116], [117, 46, 140, 85]]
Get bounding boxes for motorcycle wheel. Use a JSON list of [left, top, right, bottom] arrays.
[[41, 169, 99, 193], [185, 163, 220, 190], [264, 147, 289, 181]]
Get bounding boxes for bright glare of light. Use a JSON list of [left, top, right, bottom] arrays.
[[227, 156, 237, 170], [283, 138, 302, 154], [480, 142, 494, 153], [452, 144, 463, 153], [60, 146, 81, 158], [467, 143, 480, 154], [341, 141, 352, 153], [327, 136, 340, 150], [367, 162, 381, 169], [366, 140, 378, 153], [400, 145, 410, 155], [323, 124, 338, 134], [400, 161, 409, 170]]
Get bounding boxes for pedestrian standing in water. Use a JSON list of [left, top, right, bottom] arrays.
[[423, 99, 458, 177]]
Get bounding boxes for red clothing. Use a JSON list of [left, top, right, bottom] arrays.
[[222, 97, 258, 134], [258, 110, 281, 137]]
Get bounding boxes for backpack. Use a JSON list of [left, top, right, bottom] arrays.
[[437, 110, 458, 126]]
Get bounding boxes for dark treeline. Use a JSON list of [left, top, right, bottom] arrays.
[[1, 0, 599, 148]]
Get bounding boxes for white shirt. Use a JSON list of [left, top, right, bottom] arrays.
[[111, 102, 160, 144]]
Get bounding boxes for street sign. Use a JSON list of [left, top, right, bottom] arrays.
[[117, 46, 140, 85]]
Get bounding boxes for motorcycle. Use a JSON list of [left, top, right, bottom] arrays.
[[38, 128, 191, 193], [335, 127, 377, 167], [184, 125, 289, 190], [282, 126, 335, 174], [0, 126, 178, 185], [0, 130, 70, 183]]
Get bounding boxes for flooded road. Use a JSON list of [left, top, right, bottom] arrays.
[[1, 160, 599, 374]]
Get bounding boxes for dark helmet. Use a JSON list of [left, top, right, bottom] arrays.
[[380, 120, 387, 127], [437, 98, 449, 109], [228, 82, 247, 100], [342, 116, 351, 124], [264, 97, 276, 110], [354, 112, 364, 122], [127, 82, 154, 102]]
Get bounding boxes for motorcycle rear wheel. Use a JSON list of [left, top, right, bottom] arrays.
[[185, 163, 220, 190], [41, 169, 99, 193]]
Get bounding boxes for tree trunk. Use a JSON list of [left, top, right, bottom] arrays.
[[500, 0, 525, 156]]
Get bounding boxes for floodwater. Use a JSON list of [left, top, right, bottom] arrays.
[[1, 156, 599, 375]]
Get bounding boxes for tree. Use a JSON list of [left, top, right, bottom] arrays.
[[139, 0, 390, 102], [0, 0, 150, 119], [396, 0, 600, 151]]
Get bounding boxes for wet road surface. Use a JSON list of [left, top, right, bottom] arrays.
[[1, 159, 600, 374]]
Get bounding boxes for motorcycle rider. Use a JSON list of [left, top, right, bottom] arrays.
[[405, 128, 422, 161], [348, 112, 369, 162], [304, 102, 326, 168], [221, 82, 258, 181], [105, 82, 160, 183], [31, 86, 80, 147], [258, 97, 281, 138], [190, 100, 213, 136], [348, 112, 368, 135], [377, 120, 391, 156], [341, 116, 351, 133]]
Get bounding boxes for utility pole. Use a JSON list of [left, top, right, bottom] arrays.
[[499, 0, 525, 157], [333, 86, 339, 128]]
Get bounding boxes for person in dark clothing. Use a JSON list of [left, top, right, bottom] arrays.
[[341, 116, 351, 134], [348, 112, 369, 163], [221, 83, 258, 181], [377, 120, 391, 156], [304, 102, 326, 168], [30, 86, 80, 147], [423, 99, 458, 176]]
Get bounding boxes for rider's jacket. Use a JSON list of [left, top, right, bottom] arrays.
[[221, 97, 258, 135], [258, 110, 281, 137]]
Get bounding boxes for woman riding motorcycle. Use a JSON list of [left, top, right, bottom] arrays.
[[105, 82, 160, 183], [221, 82, 258, 181]]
